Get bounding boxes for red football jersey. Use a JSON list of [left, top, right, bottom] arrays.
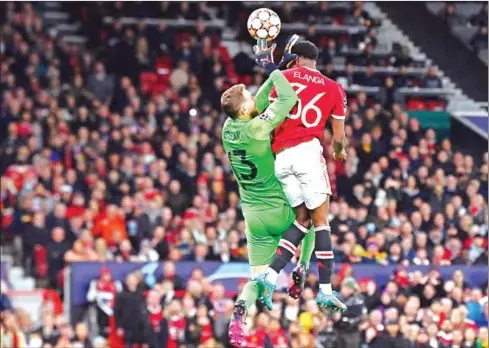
[[269, 66, 347, 153]]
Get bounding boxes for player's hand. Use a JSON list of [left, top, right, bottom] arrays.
[[333, 149, 348, 161], [254, 43, 277, 75], [278, 52, 298, 70], [278, 34, 299, 70]]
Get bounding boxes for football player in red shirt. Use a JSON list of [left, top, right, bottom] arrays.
[[256, 36, 347, 312]]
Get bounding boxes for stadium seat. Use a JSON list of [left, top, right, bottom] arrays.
[[427, 99, 446, 111], [139, 72, 158, 94], [406, 97, 427, 110]]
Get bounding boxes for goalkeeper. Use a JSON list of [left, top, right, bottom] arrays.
[[221, 44, 315, 347]]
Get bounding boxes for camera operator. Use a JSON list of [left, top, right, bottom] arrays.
[[333, 277, 367, 348]]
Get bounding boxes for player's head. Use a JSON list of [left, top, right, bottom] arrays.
[[221, 84, 259, 120], [289, 40, 318, 69]]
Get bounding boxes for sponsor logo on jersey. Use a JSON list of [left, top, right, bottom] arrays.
[[259, 111, 272, 120], [224, 130, 240, 141]]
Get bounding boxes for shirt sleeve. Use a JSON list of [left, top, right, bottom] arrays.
[[254, 77, 274, 113], [246, 70, 298, 141], [331, 83, 347, 120]]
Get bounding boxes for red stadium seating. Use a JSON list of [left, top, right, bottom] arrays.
[[139, 72, 158, 95]]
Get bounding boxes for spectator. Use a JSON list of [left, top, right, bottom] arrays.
[[53, 316, 75, 348], [73, 322, 93, 348], [362, 64, 382, 87], [86, 62, 115, 104], [114, 239, 137, 262], [335, 277, 366, 348], [135, 37, 156, 75], [93, 238, 114, 262], [185, 303, 215, 347], [470, 3, 488, 27], [64, 239, 98, 263], [0, 312, 27, 348], [165, 299, 186, 347], [438, 3, 464, 26], [144, 290, 168, 348], [160, 261, 185, 290], [92, 204, 128, 247], [151, 226, 170, 260], [114, 273, 146, 347], [86, 267, 122, 337], [470, 26, 488, 53], [137, 239, 160, 262], [369, 318, 411, 348], [422, 65, 443, 89], [0, 281, 12, 314], [169, 60, 190, 93], [393, 45, 413, 67], [46, 227, 71, 289]]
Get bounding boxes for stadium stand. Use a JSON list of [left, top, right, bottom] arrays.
[[427, 2, 488, 64], [0, 2, 487, 348]]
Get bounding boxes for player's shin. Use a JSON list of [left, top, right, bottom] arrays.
[[237, 281, 260, 309], [314, 225, 334, 295], [298, 227, 315, 268], [268, 221, 309, 283]]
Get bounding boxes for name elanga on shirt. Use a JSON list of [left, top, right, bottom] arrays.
[[293, 71, 325, 85]]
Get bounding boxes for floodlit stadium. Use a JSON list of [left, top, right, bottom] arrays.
[[0, 2, 487, 348]]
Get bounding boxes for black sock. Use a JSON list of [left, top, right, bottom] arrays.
[[269, 221, 308, 273], [314, 225, 334, 284]]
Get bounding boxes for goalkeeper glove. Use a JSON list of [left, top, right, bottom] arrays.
[[278, 34, 300, 70], [254, 43, 278, 75]]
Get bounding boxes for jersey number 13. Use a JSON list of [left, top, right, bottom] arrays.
[[228, 150, 257, 190]]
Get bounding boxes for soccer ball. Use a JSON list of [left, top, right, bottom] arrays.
[[247, 8, 281, 41]]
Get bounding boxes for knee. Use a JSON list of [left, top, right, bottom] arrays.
[[311, 215, 327, 228], [310, 203, 328, 227], [294, 206, 310, 228]]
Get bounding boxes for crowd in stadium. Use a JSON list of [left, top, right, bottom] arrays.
[[0, 2, 488, 348]]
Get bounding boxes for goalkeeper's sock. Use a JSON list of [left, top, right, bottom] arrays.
[[237, 280, 260, 309], [268, 221, 309, 282], [298, 227, 316, 269], [315, 225, 334, 295]]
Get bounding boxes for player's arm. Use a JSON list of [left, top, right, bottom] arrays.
[[247, 70, 298, 140], [254, 77, 274, 113], [253, 42, 298, 114], [331, 83, 348, 160]]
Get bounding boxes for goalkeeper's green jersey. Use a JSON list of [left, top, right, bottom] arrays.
[[222, 70, 298, 211]]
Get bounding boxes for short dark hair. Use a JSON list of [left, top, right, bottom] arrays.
[[291, 40, 319, 61], [221, 84, 245, 119]]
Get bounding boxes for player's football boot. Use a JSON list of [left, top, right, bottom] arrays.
[[254, 273, 275, 311], [288, 261, 308, 299], [229, 300, 246, 347], [316, 290, 347, 312]]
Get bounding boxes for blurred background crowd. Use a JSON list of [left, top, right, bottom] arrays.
[[0, 2, 487, 348]]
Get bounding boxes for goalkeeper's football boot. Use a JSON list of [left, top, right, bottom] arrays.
[[288, 261, 308, 299], [254, 273, 275, 311], [316, 290, 347, 312], [229, 300, 246, 347]]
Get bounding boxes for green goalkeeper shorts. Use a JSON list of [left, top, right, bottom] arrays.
[[243, 204, 296, 266]]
